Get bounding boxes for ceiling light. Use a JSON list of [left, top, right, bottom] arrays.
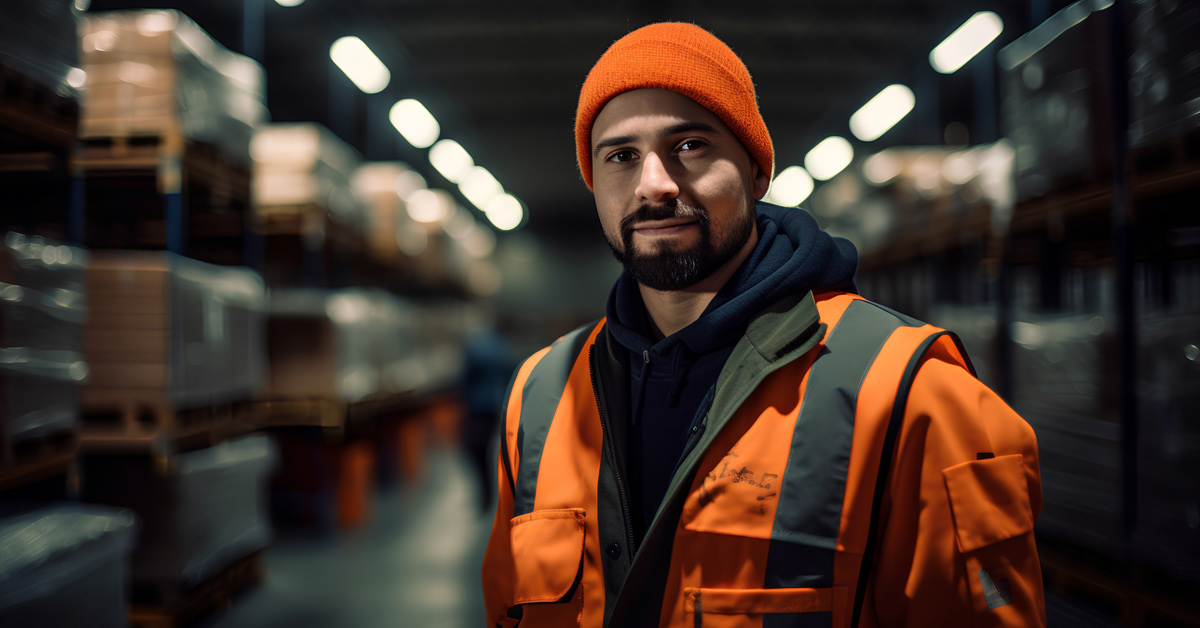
[[764, 166, 814, 207], [390, 99, 439, 149], [459, 167, 503, 210], [930, 12, 1004, 74], [428, 139, 475, 183], [330, 36, 390, 94], [66, 68, 87, 88], [275, 0, 305, 6], [804, 137, 854, 181], [849, 84, 915, 142], [484, 194, 524, 231], [863, 150, 904, 185]]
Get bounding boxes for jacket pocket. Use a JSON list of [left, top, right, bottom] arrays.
[[510, 507, 586, 605], [683, 586, 840, 627], [942, 453, 1035, 553]]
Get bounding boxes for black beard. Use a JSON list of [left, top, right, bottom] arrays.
[[606, 198, 754, 291]]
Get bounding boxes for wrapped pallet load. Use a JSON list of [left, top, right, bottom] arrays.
[[82, 251, 265, 449], [0, 504, 137, 628], [79, 9, 266, 163], [81, 434, 275, 600], [0, 233, 88, 468], [1136, 307, 1200, 576], [1008, 310, 1121, 554], [0, 0, 80, 96], [252, 123, 367, 285]]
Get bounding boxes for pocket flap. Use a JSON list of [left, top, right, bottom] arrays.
[[943, 454, 1034, 553], [683, 587, 834, 615], [509, 508, 586, 604]]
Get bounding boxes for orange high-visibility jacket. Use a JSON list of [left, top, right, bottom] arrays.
[[483, 291, 1045, 628]]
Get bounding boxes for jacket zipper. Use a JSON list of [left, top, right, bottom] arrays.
[[589, 345, 638, 559]]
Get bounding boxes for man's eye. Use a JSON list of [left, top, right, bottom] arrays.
[[609, 150, 635, 163], [679, 139, 706, 152]]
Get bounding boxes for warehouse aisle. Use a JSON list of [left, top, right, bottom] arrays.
[[198, 448, 490, 628]]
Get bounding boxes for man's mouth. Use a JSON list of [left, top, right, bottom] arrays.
[[632, 217, 700, 236]]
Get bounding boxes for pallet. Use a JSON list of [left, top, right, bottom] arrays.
[[0, 428, 78, 492], [1039, 542, 1200, 628], [80, 393, 256, 463], [128, 550, 263, 628]]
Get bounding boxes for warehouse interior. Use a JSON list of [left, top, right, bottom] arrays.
[[0, 0, 1197, 626]]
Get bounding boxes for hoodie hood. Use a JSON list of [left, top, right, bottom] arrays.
[[607, 200, 859, 358]]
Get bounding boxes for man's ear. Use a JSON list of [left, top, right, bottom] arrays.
[[751, 162, 771, 200]]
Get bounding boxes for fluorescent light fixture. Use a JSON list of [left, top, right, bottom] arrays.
[[330, 36, 390, 94], [804, 137, 854, 181], [485, 194, 524, 231], [429, 139, 475, 183], [459, 166, 503, 210], [998, 0, 1105, 70], [275, 0, 305, 6], [406, 188, 452, 223], [390, 99, 440, 149], [849, 84, 915, 142], [930, 12, 1004, 74], [764, 166, 814, 207]]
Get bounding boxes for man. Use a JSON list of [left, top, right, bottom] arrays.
[[483, 22, 1044, 628]]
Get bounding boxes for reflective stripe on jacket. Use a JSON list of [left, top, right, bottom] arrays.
[[482, 291, 1045, 628]]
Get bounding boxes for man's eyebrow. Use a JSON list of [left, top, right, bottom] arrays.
[[593, 134, 637, 159], [660, 121, 718, 137], [591, 122, 719, 159]]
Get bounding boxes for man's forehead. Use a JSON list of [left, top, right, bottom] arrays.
[[591, 88, 727, 145]]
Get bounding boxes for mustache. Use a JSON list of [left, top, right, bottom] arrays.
[[619, 199, 709, 234]]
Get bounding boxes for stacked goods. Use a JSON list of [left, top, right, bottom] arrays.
[[0, 504, 137, 628], [1008, 310, 1121, 554], [998, 0, 1114, 200], [79, 10, 266, 162], [81, 434, 275, 596], [265, 289, 416, 404], [252, 124, 366, 285], [1129, 0, 1200, 149], [82, 251, 265, 443], [1135, 307, 1200, 577], [351, 162, 430, 263], [0, 233, 88, 467], [0, 0, 79, 95], [926, 305, 1001, 392]]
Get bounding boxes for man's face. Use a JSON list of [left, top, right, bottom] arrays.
[[590, 89, 770, 291]]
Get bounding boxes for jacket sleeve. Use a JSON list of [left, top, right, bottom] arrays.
[[866, 338, 1046, 628]]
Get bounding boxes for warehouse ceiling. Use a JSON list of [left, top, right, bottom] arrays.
[[86, 0, 1046, 241]]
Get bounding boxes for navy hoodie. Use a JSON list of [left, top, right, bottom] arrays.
[[604, 201, 859, 538]]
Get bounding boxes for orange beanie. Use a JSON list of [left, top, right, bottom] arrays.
[[575, 22, 774, 190]]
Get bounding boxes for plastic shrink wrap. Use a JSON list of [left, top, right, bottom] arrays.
[[0, 234, 89, 443], [252, 123, 366, 233], [81, 434, 275, 591], [266, 289, 419, 402], [1135, 308, 1200, 576], [0, 504, 137, 628], [83, 251, 266, 410], [1008, 310, 1121, 554], [999, 0, 1114, 200], [1129, 0, 1200, 148], [0, 0, 79, 97], [79, 10, 267, 162]]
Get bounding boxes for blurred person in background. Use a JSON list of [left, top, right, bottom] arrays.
[[460, 305, 515, 513], [483, 23, 1044, 628]]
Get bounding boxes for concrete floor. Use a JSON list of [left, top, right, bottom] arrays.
[[192, 445, 1126, 628]]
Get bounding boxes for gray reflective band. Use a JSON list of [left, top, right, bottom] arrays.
[[764, 300, 920, 590], [512, 324, 595, 517]]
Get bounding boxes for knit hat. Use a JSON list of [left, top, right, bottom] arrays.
[[575, 22, 774, 190]]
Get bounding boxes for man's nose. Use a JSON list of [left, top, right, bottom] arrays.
[[635, 152, 679, 204]]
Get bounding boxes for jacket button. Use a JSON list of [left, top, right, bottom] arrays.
[[606, 542, 621, 560]]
